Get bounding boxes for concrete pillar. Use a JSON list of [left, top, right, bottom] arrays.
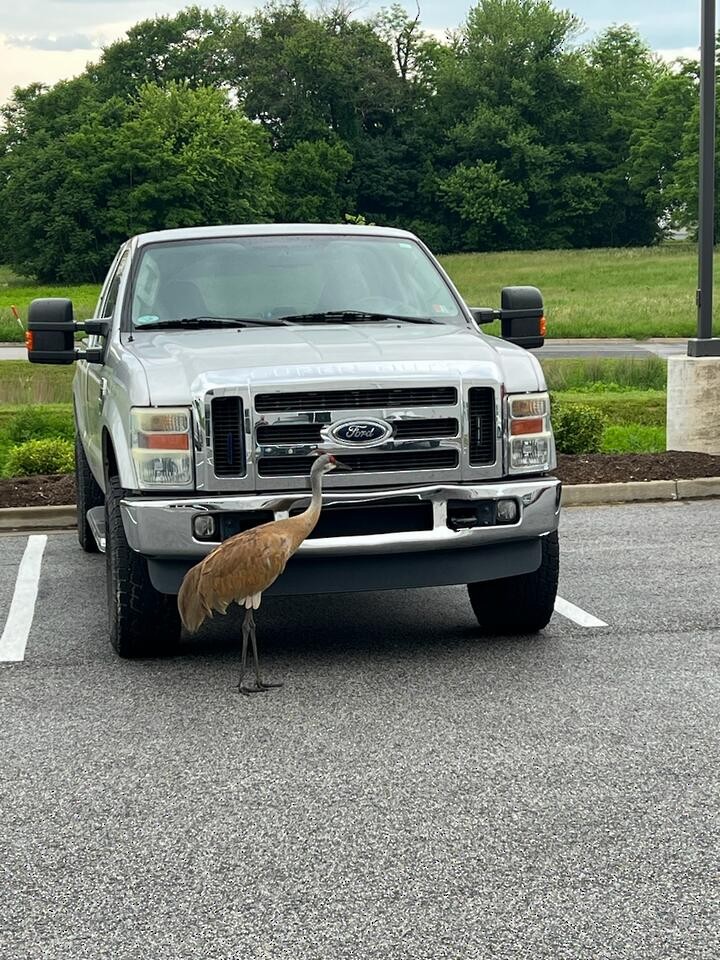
[[667, 355, 720, 453]]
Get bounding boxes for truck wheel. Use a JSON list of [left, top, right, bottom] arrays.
[[468, 532, 559, 634], [75, 434, 104, 553], [105, 475, 181, 657]]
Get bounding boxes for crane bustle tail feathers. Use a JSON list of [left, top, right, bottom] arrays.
[[177, 563, 212, 633]]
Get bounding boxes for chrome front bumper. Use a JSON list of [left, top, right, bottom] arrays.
[[120, 478, 561, 559]]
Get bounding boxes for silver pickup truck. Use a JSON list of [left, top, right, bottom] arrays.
[[27, 224, 560, 656]]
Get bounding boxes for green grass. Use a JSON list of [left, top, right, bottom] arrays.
[[600, 424, 666, 453], [0, 402, 73, 429], [552, 390, 666, 427], [0, 361, 74, 405], [0, 264, 99, 342], [441, 244, 700, 339], [541, 356, 667, 391]]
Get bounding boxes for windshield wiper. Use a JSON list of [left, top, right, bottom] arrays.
[[280, 310, 440, 325], [135, 316, 288, 330]]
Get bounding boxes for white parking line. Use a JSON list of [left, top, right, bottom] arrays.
[[0, 535, 48, 662], [554, 596, 608, 628]]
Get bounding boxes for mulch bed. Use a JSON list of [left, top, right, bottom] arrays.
[[0, 473, 75, 508], [556, 451, 720, 485], [2, 453, 720, 509]]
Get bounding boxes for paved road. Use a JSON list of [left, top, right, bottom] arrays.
[[0, 344, 27, 360], [0, 339, 689, 362], [535, 338, 687, 360], [1, 502, 719, 959]]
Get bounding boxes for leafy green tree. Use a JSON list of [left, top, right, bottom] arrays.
[[276, 140, 353, 220], [437, 161, 527, 249], [629, 62, 698, 231], [231, 1, 402, 146], [92, 6, 240, 99], [581, 26, 667, 245], [0, 84, 277, 281], [0, 0, 707, 276], [431, 0, 590, 250]]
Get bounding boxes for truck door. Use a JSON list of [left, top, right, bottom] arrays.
[[85, 247, 129, 481]]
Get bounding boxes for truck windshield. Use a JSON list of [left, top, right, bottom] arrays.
[[130, 235, 465, 329]]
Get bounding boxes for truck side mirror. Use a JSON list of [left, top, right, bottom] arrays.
[[499, 286, 546, 350], [27, 298, 108, 364]]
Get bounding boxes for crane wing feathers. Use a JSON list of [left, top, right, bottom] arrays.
[[177, 516, 308, 633], [191, 526, 294, 620]]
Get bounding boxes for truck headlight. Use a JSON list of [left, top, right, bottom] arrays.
[[507, 392, 554, 474], [130, 407, 193, 488]]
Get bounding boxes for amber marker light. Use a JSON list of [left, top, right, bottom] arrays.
[[25, 330, 34, 351], [511, 417, 544, 436], [539, 315, 547, 336], [140, 433, 190, 450]]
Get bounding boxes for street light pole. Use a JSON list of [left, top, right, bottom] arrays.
[[689, 0, 720, 356]]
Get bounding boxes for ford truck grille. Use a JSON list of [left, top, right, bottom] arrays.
[[468, 387, 495, 465], [258, 450, 459, 477], [257, 418, 459, 445], [211, 397, 245, 476], [255, 387, 457, 412]]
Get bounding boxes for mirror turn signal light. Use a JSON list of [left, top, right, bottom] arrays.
[[539, 315, 547, 336], [25, 331, 34, 351], [511, 417, 545, 436]]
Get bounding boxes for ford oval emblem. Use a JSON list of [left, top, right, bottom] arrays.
[[328, 418, 393, 446]]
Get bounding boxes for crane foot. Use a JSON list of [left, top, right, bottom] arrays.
[[238, 679, 284, 695]]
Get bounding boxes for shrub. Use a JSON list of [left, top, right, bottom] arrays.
[[4, 438, 74, 476], [6, 405, 75, 444], [551, 399, 605, 454]]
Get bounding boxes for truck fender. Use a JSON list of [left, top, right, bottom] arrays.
[[102, 402, 138, 491]]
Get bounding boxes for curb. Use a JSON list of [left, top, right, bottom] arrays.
[[3, 478, 720, 531], [0, 505, 76, 532], [562, 477, 720, 506]]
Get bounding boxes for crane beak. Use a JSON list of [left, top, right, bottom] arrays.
[[333, 459, 351, 471]]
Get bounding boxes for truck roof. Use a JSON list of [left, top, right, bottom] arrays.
[[134, 223, 419, 247]]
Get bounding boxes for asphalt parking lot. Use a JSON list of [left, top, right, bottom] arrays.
[[1, 501, 719, 960]]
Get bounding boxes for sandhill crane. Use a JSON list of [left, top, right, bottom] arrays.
[[178, 452, 348, 694]]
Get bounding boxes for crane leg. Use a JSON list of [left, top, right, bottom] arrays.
[[237, 614, 251, 693], [238, 608, 283, 695]]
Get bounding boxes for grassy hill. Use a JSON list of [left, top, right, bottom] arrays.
[[442, 244, 698, 339], [0, 243, 702, 341]]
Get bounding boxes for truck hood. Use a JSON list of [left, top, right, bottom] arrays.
[[125, 323, 545, 405]]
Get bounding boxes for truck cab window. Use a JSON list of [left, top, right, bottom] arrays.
[[99, 248, 129, 320]]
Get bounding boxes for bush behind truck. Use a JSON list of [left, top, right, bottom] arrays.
[[27, 224, 558, 655]]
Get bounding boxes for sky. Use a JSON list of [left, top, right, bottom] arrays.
[[0, 0, 702, 107]]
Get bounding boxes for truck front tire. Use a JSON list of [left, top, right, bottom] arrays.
[[468, 531, 559, 634], [105, 476, 181, 657], [75, 434, 104, 554]]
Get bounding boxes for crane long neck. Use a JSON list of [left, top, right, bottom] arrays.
[[288, 464, 325, 548], [308, 464, 325, 520]]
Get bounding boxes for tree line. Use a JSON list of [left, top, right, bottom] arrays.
[[0, 0, 703, 282]]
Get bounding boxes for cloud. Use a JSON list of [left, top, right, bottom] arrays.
[[657, 47, 699, 63], [6, 32, 99, 51]]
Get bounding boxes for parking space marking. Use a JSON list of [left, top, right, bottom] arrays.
[[0, 535, 48, 662], [554, 595, 608, 628]]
